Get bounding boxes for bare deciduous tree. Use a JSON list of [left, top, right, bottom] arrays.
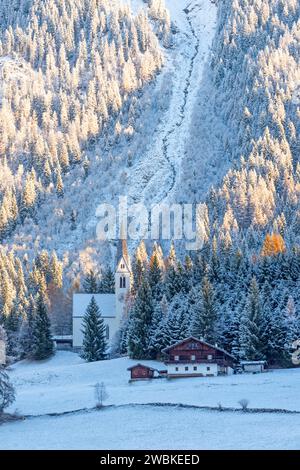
[[238, 399, 249, 412], [94, 382, 108, 409]]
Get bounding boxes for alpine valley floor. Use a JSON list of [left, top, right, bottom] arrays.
[[1, 351, 300, 450]]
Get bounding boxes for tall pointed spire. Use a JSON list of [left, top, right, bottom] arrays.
[[116, 222, 130, 268]]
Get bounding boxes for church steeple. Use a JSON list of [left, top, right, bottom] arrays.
[[116, 238, 130, 269], [115, 228, 131, 321], [116, 223, 131, 271]]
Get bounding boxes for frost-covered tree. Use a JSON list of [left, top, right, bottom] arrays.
[[81, 296, 107, 362], [127, 280, 154, 359], [191, 277, 217, 343], [83, 270, 99, 294], [32, 292, 54, 360], [99, 268, 115, 294], [238, 278, 265, 361]]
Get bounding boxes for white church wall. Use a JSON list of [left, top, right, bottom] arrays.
[[73, 316, 119, 348], [72, 243, 132, 350]]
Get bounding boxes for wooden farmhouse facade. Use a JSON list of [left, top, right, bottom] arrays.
[[162, 337, 235, 378]]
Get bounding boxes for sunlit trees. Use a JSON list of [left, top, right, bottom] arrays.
[[261, 233, 286, 257]]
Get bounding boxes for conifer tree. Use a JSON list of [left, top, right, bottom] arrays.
[[32, 292, 54, 360], [81, 296, 107, 362], [127, 280, 154, 359], [238, 278, 265, 361], [19, 295, 36, 359], [164, 293, 189, 346], [191, 276, 218, 343], [5, 299, 22, 358], [148, 295, 168, 358], [99, 267, 115, 293], [83, 270, 98, 293], [148, 252, 163, 301]]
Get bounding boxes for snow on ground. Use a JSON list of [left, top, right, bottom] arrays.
[[2, 351, 300, 449], [6, 352, 300, 417], [2, 405, 300, 450]]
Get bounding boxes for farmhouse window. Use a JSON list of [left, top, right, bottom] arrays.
[[207, 354, 212, 360], [175, 367, 179, 371], [207, 367, 210, 371], [193, 366, 197, 371], [174, 355, 179, 361], [191, 355, 196, 360], [185, 366, 189, 371]]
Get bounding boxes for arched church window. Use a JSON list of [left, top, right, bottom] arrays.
[[120, 276, 126, 288]]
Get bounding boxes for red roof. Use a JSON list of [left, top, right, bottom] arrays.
[[127, 363, 156, 371], [161, 336, 235, 360]]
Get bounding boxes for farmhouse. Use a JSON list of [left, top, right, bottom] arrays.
[[162, 337, 235, 378]]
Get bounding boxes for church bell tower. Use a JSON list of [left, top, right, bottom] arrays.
[[115, 235, 131, 321]]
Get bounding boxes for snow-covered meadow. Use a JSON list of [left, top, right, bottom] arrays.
[[1, 351, 300, 449]]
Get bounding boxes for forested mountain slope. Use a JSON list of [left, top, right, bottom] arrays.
[[0, 0, 299, 365], [0, 0, 171, 336], [123, 0, 300, 366]]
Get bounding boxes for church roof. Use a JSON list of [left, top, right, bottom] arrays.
[[116, 233, 131, 272], [73, 294, 115, 318], [116, 238, 129, 264]]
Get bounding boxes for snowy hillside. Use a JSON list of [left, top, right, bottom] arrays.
[[2, 351, 300, 449], [0, 0, 219, 279]]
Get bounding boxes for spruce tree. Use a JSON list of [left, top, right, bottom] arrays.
[[238, 278, 265, 361], [83, 270, 98, 293], [148, 253, 163, 301], [99, 267, 115, 293], [81, 296, 107, 362], [19, 295, 36, 359], [164, 293, 189, 346], [191, 277, 218, 343], [127, 280, 154, 359], [5, 300, 22, 358], [32, 292, 54, 360]]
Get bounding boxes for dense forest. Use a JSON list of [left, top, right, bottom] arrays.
[[0, 0, 299, 365], [125, 0, 300, 365]]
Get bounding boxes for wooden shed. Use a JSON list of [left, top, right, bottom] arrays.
[[127, 363, 156, 381], [240, 361, 267, 373]]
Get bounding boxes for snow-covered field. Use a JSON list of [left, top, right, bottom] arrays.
[[1, 351, 300, 449], [2, 405, 300, 450]]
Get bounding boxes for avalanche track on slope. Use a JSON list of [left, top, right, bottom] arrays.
[[126, 0, 217, 208]]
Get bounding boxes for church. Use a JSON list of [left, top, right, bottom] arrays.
[[72, 238, 132, 349]]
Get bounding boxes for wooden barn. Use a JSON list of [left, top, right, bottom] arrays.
[[162, 337, 235, 378], [127, 363, 156, 381]]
